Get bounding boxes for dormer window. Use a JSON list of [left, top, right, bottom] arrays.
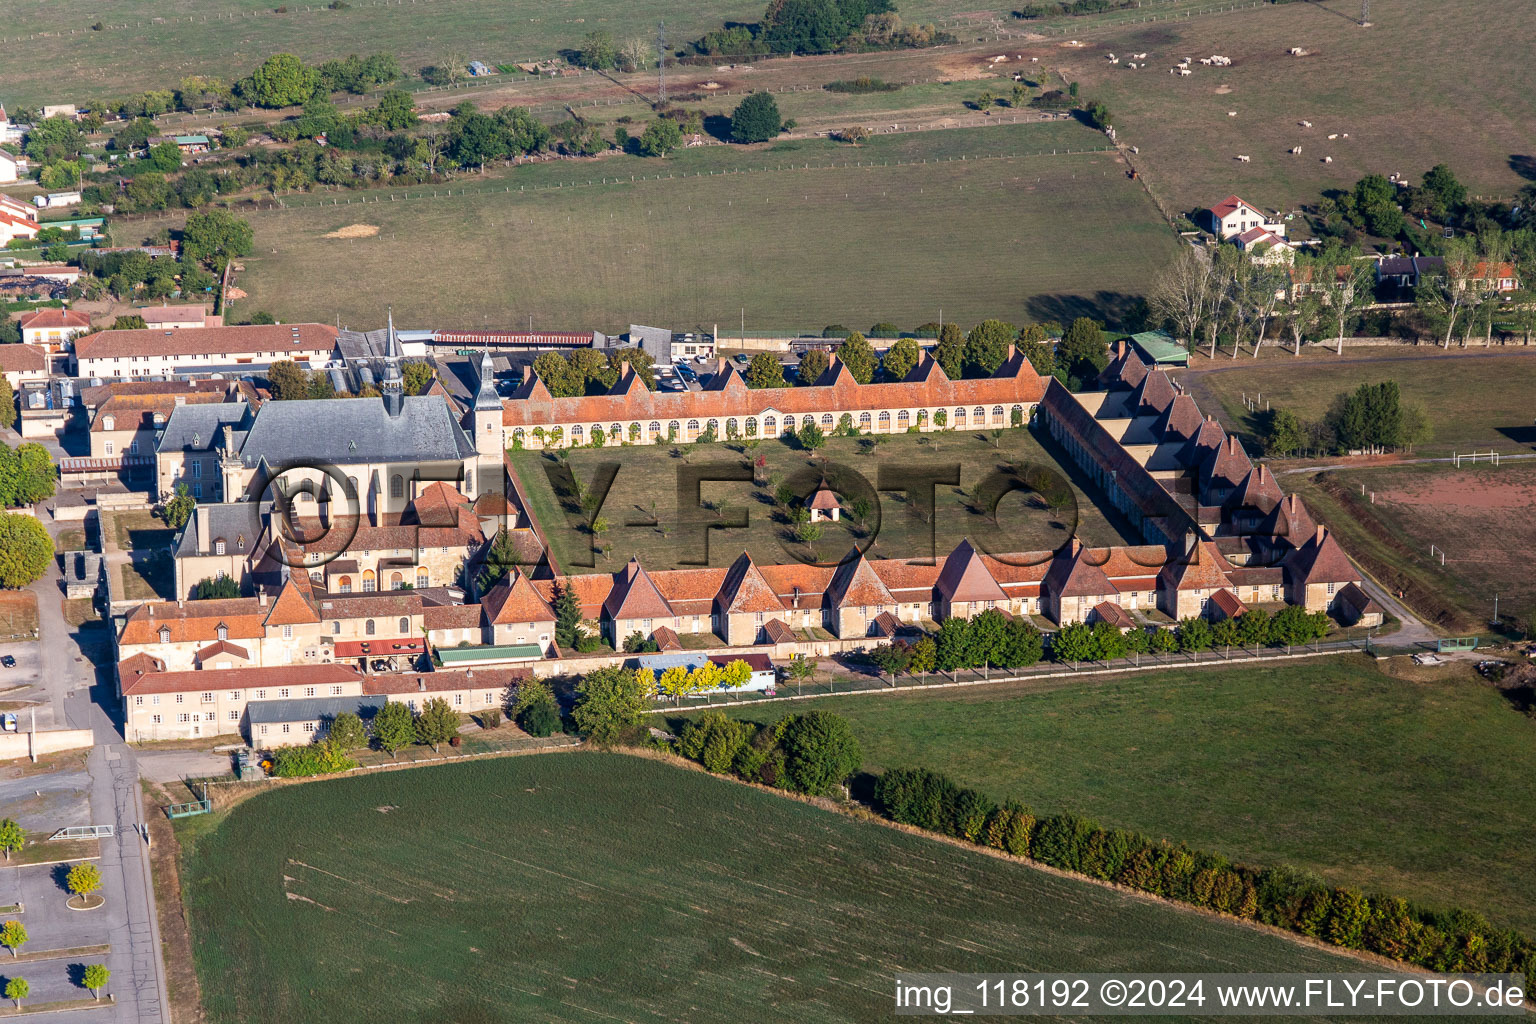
[[158, 626, 171, 643], [214, 539, 225, 555], [102, 416, 115, 431], [217, 624, 228, 641]]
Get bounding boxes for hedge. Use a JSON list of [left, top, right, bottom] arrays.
[[873, 767, 1535, 976]]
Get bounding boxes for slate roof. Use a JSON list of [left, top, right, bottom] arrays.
[[247, 694, 388, 725], [234, 395, 477, 467], [156, 403, 253, 454]]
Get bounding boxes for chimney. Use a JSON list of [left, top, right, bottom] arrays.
[[257, 589, 268, 607], [1070, 537, 1082, 556], [196, 504, 211, 550], [522, 364, 532, 384], [1315, 524, 1326, 544], [1184, 529, 1197, 557], [417, 677, 425, 691]]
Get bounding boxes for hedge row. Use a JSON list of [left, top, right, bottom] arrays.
[[873, 767, 1535, 976]]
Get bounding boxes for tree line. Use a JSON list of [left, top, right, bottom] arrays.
[[1259, 381, 1431, 457], [680, 0, 955, 61], [873, 765, 1535, 977]]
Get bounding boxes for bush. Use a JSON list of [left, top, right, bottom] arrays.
[[519, 700, 561, 737], [823, 77, 901, 94], [271, 739, 356, 777], [780, 710, 861, 795], [730, 92, 783, 144], [478, 708, 501, 730]]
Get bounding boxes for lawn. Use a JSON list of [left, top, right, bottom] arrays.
[[1, 0, 763, 109], [178, 752, 1366, 1024], [667, 655, 1536, 932], [1289, 462, 1536, 632], [1065, 0, 1536, 213], [509, 423, 1145, 572], [178, 121, 1170, 332], [0, 591, 39, 643], [1186, 350, 1536, 458]]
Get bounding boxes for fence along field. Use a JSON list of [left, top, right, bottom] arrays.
[[673, 656, 1536, 933], [1065, 0, 1536, 212], [1296, 462, 1536, 633], [210, 127, 1172, 330], [180, 753, 1369, 1023]]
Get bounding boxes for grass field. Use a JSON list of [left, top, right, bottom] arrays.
[[0, 590, 39, 642], [1066, 0, 1536, 213], [172, 121, 1173, 331], [1290, 462, 1536, 632], [509, 424, 1143, 572], [1186, 350, 1536, 459], [666, 655, 1536, 933], [178, 752, 1369, 1023]]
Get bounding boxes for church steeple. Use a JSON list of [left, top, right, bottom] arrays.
[[473, 345, 500, 413], [381, 307, 404, 416]]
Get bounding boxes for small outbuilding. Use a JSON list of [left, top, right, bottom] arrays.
[[807, 481, 841, 522]]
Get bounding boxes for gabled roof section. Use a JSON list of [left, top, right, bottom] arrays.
[[514, 364, 554, 402], [1286, 525, 1358, 585], [1091, 600, 1136, 629], [609, 363, 649, 398], [603, 558, 675, 619], [762, 619, 797, 644], [816, 355, 860, 389], [1201, 434, 1253, 493], [1262, 493, 1317, 546], [904, 352, 949, 384], [1208, 588, 1247, 620], [265, 574, 319, 626], [935, 539, 1007, 603], [1227, 464, 1283, 512], [1156, 394, 1204, 442], [826, 549, 895, 608], [193, 639, 251, 664], [716, 553, 786, 614], [1208, 194, 1259, 219], [703, 360, 749, 393], [1159, 538, 1234, 591], [482, 567, 557, 624], [1044, 540, 1117, 598], [1132, 369, 1178, 416]]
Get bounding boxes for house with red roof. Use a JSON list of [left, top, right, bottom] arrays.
[[1200, 194, 1287, 240]]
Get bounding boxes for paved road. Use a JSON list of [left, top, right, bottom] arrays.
[[27, 511, 170, 1024]]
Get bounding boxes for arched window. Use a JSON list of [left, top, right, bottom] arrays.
[[649, 421, 661, 437], [590, 424, 603, 440], [390, 475, 403, 499], [763, 416, 776, 435], [993, 405, 1004, 420], [390, 571, 404, 589], [1012, 404, 1025, 423], [668, 420, 680, 438], [707, 419, 719, 435], [610, 423, 621, 438], [726, 417, 738, 436], [347, 475, 359, 498], [332, 620, 341, 635], [745, 417, 757, 437], [973, 406, 986, 424], [416, 567, 429, 588], [955, 407, 967, 426], [362, 569, 376, 592], [897, 410, 910, 428], [820, 413, 833, 427], [365, 619, 375, 635], [398, 617, 409, 633], [571, 425, 584, 439], [686, 419, 699, 436], [782, 415, 795, 432], [103, 416, 115, 431], [310, 571, 323, 584], [513, 428, 525, 444], [878, 411, 891, 430], [337, 576, 353, 593], [859, 412, 872, 429]]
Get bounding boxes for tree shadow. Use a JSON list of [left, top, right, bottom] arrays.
[[1025, 291, 1142, 329], [702, 113, 733, 143], [1509, 155, 1536, 182], [1496, 425, 1536, 449]]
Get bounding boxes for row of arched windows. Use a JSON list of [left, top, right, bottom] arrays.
[[514, 404, 1030, 446]]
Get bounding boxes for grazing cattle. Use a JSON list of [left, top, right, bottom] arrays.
[[1300, 120, 1313, 128], [1290, 146, 1302, 155], [1327, 133, 1338, 139], [1323, 156, 1333, 163], [1227, 111, 1237, 117], [1236, 154, 1250, 162]]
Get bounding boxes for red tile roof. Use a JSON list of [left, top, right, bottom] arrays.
[[482, 568, 556, 625], [193, 640, 251, 663], [826, 551, 896, 608], [1091, 601, 1136, 629], [0, 344, 49, 373], [1286, 526, 1358, 585], [122, 663, 361, 696], [935, 539, 1007, 603], [603, 558, 675, 619], [120, 599, 267, 645], [1208, 588, 1247, 620], [717, 553, 786, 614], [19, 307, 91, 331], [362, 666, 529, 695]]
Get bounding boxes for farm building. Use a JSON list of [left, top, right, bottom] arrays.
[[1200, 195, 1286, 240]]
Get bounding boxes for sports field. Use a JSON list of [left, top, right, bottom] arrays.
[[1065, 0, 1536, 213], [1186, 350, 1536, 459], [669, 655, 1536, 933], [174, 121, 1172, 331], [508, 425, 1143, 573], [1293, 462, 1536, 633], [179, 752, 1367, 1023]]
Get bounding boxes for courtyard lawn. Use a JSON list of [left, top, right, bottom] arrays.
[[666, 655, 1536, 933], [509, 424, 1144, 572], [179, 752, 1366, 1024]]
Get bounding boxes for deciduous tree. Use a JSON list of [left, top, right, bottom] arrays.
[[730, 92, 783, 143], [82, 964, 110, 1001], [0, 515, 51, 589], [881, 336, 920, 381], [963, 319, 1015, 378], [372, 701, 415, 757], [837, 332, 875, 384]]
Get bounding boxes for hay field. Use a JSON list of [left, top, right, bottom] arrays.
[[180, 752, 1366, 1023], [202, 122, 1173, 331], [671, 655, 1536, 932]]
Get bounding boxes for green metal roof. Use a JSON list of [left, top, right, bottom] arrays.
[[1127, 330, 1188, 365], [174, 135, 209, 145], [437, 643, 544, 665]]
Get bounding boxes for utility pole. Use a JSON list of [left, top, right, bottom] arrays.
[[656, 21, 667, 106], [1359, 0, 1371, 26]]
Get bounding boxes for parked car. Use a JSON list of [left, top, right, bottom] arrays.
[[0, 655, 14, 668], [732, 353, 750, 365], [675, 365, 698, 383], [1, 713, 16, 733]]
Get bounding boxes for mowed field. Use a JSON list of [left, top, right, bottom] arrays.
[[179, 752, 1371, 1024], [669, 656, 1536, 933], [509, 425, 1143, 573], [1293, 462, 1536, 632], [1186, 350, 1536, 459], [200, 122, 1169, 331], [1062, 0, 1536, 212]]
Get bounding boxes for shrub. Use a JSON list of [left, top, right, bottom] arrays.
[[520, 700, 561, 737], [478, 708, 501, 730], [823, 77, 901, 94], [779, 711, 861, 796]]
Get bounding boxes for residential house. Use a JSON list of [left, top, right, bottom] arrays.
[[140, 305, 218, 330], [18, 307, 92, 350], [72, 321, 337, 378], [0, 344, 52, 389], [1200, 194, 1286, 240]]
